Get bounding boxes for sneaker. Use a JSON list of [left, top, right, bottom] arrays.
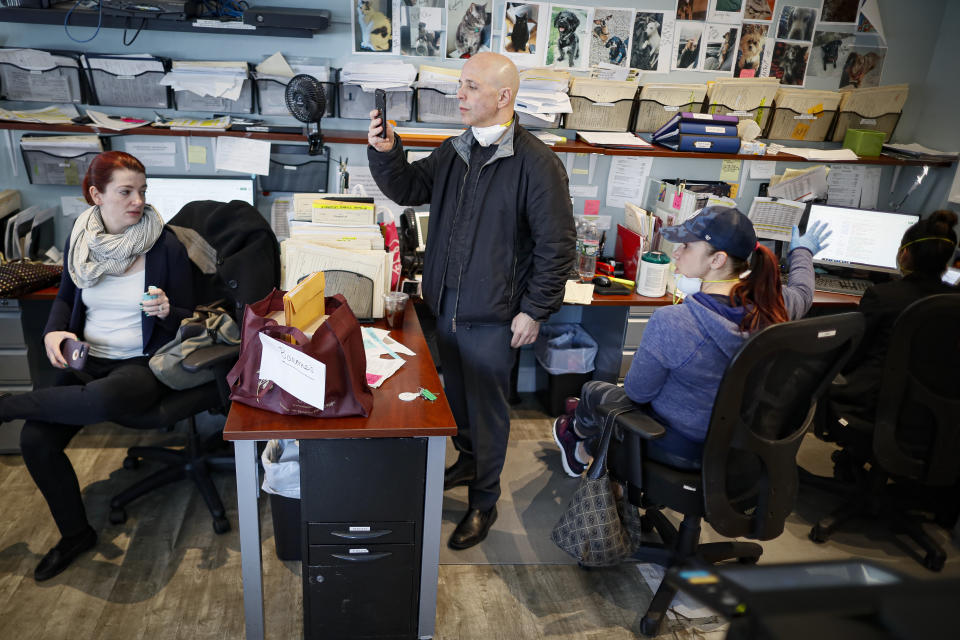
[[553, 415, 586, 477], [563, 396, 580, 416]]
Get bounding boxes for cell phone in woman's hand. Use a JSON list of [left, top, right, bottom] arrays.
[[60, 338, 89, 371], [375, 89, 388, 138]]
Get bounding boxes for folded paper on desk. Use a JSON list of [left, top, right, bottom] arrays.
[[563, 280, 594, 305], [577, 131, 651, 148]]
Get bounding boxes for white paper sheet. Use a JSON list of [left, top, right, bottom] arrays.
[[258, 333, 326, 410], [605, 156, 653, 208], [569, 184, 599, 198], [749, 160, 776, 180], [214, 136, 270, 175], [767, 165, 828, 201], [747, 197, 806, 241], [827, 165, 866, 207], [859, 166, 882, 209]]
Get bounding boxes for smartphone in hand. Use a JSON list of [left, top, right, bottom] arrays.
[[374, 89, 388, 139], [60, 338, 89, 371]]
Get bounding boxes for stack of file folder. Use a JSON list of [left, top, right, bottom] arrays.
[[651, 113, 739, 153], [516, 68, 571, 128]]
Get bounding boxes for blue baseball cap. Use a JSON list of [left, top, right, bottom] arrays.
[[661, 205, 757, 260]]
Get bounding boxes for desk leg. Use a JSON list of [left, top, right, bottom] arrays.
[[234, 440, 265, 640], [418, 435, 445, 639]]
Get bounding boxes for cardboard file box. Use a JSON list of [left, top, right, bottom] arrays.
[[339, 83, 413, 121], [830, 84, 908, 143], [703, 77, 779, 132], [257, 144, 330, 193], [85, 54, 170, 109], [0, 48, 86, 103], [174, 71, 254, 114], [633, 83, 707, 133], [256, 67, 337, 118], [564, 78, 637, 132], [766, 88, 841, 142]]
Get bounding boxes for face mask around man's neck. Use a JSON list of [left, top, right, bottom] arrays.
[[471, 120, 511, 147]]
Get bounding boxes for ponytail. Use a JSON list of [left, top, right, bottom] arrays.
[[727, 244, 788, 332]]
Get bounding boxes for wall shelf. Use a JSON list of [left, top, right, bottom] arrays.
[[0, 121, 952, 167], [0, 7, 313, 39]]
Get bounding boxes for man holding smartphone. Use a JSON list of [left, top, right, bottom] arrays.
[[367, 52, 575, 550]]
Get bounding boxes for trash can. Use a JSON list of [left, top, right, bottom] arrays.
[[534, 323, 598, 415], [261, 439, 301, 561]]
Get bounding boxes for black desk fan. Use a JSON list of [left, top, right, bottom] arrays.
[[284, 74, 326, 155]]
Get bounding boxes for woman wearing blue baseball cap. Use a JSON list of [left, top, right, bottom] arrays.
[[553, 205, 831, 476]]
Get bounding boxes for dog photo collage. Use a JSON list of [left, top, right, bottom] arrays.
[[353, 0, 884, 87]]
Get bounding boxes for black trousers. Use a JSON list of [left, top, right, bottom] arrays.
[[436, 289, 514, 511], [7, 356, 164, 538]]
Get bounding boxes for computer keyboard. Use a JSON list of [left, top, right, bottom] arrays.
[[814, 275, 871, 295]]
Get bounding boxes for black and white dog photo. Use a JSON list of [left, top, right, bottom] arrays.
[[554, 10, 580, 66], [777, 5, 817, 42]]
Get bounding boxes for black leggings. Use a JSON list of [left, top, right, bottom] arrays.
[[7, 356, 164, 538]]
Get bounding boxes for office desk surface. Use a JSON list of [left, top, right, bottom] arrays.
[[223, 302, 457, 441], [587, 290, 860, 307]]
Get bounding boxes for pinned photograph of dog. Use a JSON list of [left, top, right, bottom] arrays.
[[399, 0, 444, 57], [588, 8, 632, 68], [769, 41, 810, 86], [501, 2, 540, 57], [676, 0, 708, 21], [630, 11, 665, 71], [777, 5, 817, 42], [807, 30, 856, 81], [674, 21, 705, 70], [839, 47, 885, 88], [744, 0, 774, 21], [546, 6, 588, 68], [354, 0, 394, 53], [735, 23, 768, 77], [821, 0, 859, 24]]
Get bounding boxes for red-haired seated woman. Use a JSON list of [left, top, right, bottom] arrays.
[[0, 151, 194, 581], [553, 206, 830, 475]]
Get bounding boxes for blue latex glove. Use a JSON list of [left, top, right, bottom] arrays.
[[791, 220, 832, 256]]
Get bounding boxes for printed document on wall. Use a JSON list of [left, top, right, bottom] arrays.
[[214, 136, 270, 175], [605, 156, 653, 209]]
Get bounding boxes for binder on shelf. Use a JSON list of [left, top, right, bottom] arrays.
[[633, 83, 708, 133], [830, 84, 908, 143], [563, 78, 638, 132], [338, 83, 414, 121], [766, 88, 841, 142], [19, 134, 105, 186], [652, 111, 738, 140], [167, 61, 255, 114], [83, 53, 171, 109], [255, 61, 336, 118], [517, 67, 570, 129], [703, 77, 779, 131], [258, 144, 330, 194], [657, 135, 740, 153], [0, 48, 87, 104]]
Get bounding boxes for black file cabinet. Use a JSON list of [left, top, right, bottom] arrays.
[[300, 438, 427, 639]]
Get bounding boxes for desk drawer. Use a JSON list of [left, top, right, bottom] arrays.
[[0, 308, 25, 348], [624, 317, 649, 348], [308, 521, 415, 545], [620, 350, 634, 380], [0, 349, 31, 384]]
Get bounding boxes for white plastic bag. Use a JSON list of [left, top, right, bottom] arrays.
[[261, 439, 301, 499]]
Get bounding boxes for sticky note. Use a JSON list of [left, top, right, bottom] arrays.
[[672, 192, 683, 209], [583, 199, 600, 215], [791, 123, 810, 140], [739, 68, 756, 78], [720, 159, 741, 182], [188, 145, 207, 164], [572, 168, 589, 175]]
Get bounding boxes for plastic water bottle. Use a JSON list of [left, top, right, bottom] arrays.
[[578, 220, 599, 280]]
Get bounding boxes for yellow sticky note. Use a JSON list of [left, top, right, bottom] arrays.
[[572, 168, 589, 175], [719, 159, 741, 182], [188, 145, 207, 164]]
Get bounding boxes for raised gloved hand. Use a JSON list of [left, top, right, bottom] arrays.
[[791, 220, 832, 256]]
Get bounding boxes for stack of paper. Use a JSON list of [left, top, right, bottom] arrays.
[[152, 116, 231, 131], [288, 222, 384, 250], [882, 143, 958, 159], [416, 65, 460, 93], [517, 68, 571, 124], [160, 60, 248, 101], [292, 193, 376, 226], [82, 53, 163, 77], [837, 84, 909, 118], [705, 77, 780, 129], [0, 105, 80, 125], [768, 88, 842, 141], [340, 62, 417, 91], [3, 205, 56, 261], [0, 49, 81, 102], [254, 53, 331, 84], [767, 165, 829, 201], [566, 77, 638, 131], [635, 83, 707, 132]]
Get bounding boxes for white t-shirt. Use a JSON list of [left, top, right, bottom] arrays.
[[81, 270, 146, 359]]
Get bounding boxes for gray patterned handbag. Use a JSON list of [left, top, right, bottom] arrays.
[[551, 405, 641, 567]]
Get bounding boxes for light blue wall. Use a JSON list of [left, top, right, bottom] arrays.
[[0, 0, 955, 250]]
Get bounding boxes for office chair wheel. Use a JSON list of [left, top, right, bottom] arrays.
[[109, 507, 127, 525], [639, 614, 662, 637], [122, 455, 140, 470], [809, 524, 829, 544], [213, 517, 231, 534]]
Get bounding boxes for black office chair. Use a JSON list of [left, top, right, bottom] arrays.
[[108, 200, 280, 533], [599, 312, 864, 636], [808, 294, 960, 571]]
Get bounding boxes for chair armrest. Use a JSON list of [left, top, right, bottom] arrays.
[[597, 401, 667, 440], [182, 344, 240, 373]]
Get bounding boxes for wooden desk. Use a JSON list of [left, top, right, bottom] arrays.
[[223, 303, 456, 640]]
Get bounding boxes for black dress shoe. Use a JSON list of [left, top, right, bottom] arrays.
[[34, 527, 97, 582], [443, 456, 476, 491], [448, 506, 497, 550]]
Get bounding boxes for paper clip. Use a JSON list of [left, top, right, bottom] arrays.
[[419, 387, 437, 401]]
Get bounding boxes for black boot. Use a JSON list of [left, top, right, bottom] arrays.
[[34, 526, 97, 582], [448, 506, 497, 550], [444, 455, 476, 491]]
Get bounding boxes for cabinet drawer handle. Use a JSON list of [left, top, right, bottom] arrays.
[[331, 551, 392, 562], [330, 529, 392, 540]]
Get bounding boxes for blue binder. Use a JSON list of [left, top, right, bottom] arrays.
[[658, 134, 741, 153], [654, 122, 738, 142]]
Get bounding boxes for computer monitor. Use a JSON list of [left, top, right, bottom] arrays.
[[805, 204, 919, 274], [146, 176, 256, 222]]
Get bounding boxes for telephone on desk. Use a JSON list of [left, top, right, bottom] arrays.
[[399, 209, 430, 296]]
